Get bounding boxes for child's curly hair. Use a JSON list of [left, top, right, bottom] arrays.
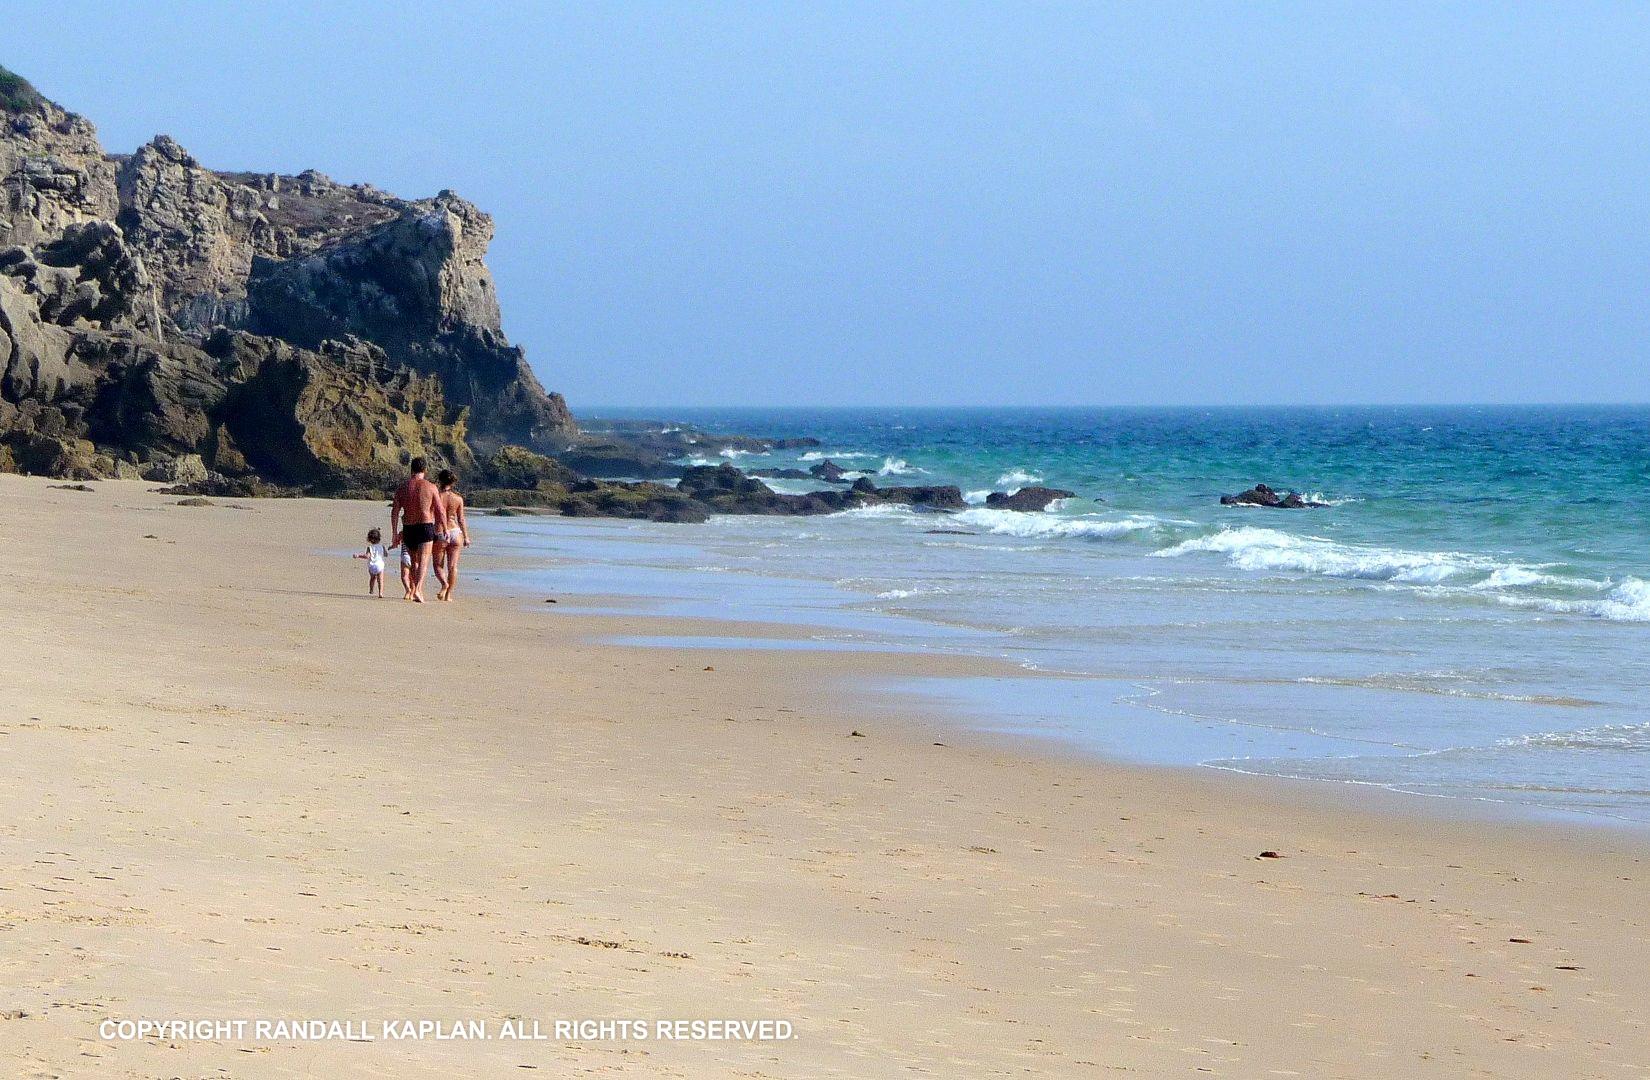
[[368, 527, 382, 544]]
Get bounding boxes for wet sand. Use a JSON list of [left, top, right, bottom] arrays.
[[1, 474, 1646, 1078]]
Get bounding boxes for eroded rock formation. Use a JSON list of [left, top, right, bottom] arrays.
[[0, 65, 575, 491]]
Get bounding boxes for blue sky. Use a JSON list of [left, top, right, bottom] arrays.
[[14, 3, 1650, 406]]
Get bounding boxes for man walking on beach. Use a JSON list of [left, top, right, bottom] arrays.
[[391, 456, 448, 604]]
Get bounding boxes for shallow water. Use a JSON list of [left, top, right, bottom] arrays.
[[490, 406, 1650, 826]]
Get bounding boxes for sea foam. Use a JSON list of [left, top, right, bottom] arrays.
[[1152, 526, 1490, 583], [953, 508, 1170, 540], [799, 450, 877, 461]]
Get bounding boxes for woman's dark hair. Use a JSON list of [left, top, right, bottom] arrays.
[[437, 469, 457, 489], [368, 527, 382, 543]]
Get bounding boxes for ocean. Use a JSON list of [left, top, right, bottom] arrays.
[[492, 406, 1650, 827]]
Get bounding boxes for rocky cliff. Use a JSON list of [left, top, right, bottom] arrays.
[[0, 65, 574, 490], [0, 67, 957, 523]]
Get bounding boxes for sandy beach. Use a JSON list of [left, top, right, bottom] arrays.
[[1, 473, 1647, 1079]]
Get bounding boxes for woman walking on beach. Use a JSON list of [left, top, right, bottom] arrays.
[[432, 469, 470, 602]]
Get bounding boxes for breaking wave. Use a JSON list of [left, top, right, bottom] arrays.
[[1152, 527, 1496, 584], [1148, 526, 1650, 622], [1486, 578, 1650, 622], [799, 450, 876, 461], [953, 508, 1174, 540], [995, 468, 1044, 487]]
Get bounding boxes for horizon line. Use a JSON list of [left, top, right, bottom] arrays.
[[570, 401, 1650, 412]]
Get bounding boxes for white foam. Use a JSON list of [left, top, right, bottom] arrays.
[[761, 478, 826, 496], [877, 457, 926, 476], [954, 508, 1169, 540], [830, 503, 918, 518], [1471, 564, 1586, 590], [872, 585, 950, 600], [799, 450, 876, 462], [1151, 527, 1650, 621], [995, 468, 1044, 487], [963, 489, 992, 505], [1501, 722, 1650, 751], [1152, 526, 1490, 583], [1491, 577, 1650, 622]]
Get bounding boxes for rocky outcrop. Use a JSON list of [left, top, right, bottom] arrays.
[[0, 71, 118, 249], [468, 479, 709, 524], [573, 416, 819, 459], [0, 66, 576, 491], [676, 463, 965, 515], [1220, 483, 1326, 509], [0, 67, 850, 523], [809, 459, 852, 483], [556, 442, 683, 479], [115, 135, 271, 328], [243, 191, 575, 453], [210, 331, 474, 490], [985, 485, 1076, 512], [485, 444, 579, 489]]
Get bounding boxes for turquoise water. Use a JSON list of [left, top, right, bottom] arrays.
[[532, 406, 1650, 825]]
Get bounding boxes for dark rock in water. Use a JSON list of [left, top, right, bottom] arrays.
[[555, 443, 681, 479], [859, 480, 966, 511], [677, 462, 775, 501], [984, 486, 1077, 512], [748, 467, 813, 480], [926, 528, 976, 535], [1220, 483, 1326, 509], [573, 417, 819, 458], [674, 463, 964, 515], [809, 459, 852, 483]]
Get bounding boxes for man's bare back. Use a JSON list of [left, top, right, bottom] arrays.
[[393, 475, 444, 528]]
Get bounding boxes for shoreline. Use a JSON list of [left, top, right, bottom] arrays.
[[4, 474, 1648, 1076], [477, 509, 1650, 838]]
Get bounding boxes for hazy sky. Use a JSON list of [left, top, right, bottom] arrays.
[[14, 4, 1650, 406]]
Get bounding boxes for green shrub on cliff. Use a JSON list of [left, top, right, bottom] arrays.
[[0, 66, 43, 113]]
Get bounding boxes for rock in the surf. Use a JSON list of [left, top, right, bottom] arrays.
[[808, 459, 853, 483], [1220, 483, 1325, 509], [984, 486, 1076, 512]]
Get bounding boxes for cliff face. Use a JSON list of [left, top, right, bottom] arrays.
[[0, 90, 118, 249], [0, 66, 575, 491]]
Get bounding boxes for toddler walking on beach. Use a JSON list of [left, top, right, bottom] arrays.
[[354, 528, 392, 597]]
